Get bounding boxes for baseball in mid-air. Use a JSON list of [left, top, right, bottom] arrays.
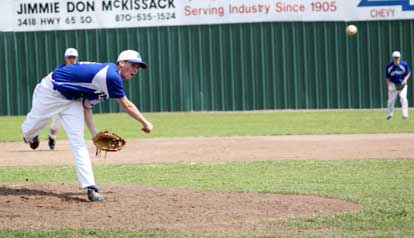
[[346, 25, 358, 36]]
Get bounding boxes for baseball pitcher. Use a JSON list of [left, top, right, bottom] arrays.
[[22, 50, 153, 201], [386, 51, 411, 120]]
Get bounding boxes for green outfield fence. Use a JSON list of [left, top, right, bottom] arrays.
[[0, 20, 413, 115]]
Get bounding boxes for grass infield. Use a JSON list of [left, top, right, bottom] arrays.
[[1, 109, 413, 142]]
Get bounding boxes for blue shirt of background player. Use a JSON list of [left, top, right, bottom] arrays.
[[51, 63, 125, 101], [385, 61, 411, 84], [55, 62, 80, 69]]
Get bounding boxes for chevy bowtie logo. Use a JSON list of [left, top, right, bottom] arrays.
[[359, 0, 414, 11]]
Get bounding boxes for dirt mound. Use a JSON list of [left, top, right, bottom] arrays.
[[0, 183, 361, 235]]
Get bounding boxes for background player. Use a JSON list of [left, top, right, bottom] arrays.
[[48, 48, 79, 150], [386, 51, 411, 120], [22, 50, 153, 201]]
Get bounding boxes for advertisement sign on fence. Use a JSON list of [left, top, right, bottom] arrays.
[[1, 0, 413, 32]]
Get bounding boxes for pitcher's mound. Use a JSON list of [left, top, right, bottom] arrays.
[[0, 183, 360, 235]]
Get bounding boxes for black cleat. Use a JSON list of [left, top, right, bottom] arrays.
[[386, 115, 393, 121], [48, 136, 56, 150], [26, 136, 40, 150], [87, 186, 104, 202]]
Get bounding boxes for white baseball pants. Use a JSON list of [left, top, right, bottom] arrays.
[[49, 116, 61, 139], [387, 82, 408, 118], [21, 75, 96, 188]]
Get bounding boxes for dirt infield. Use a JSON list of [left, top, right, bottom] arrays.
[[1, 133, 414, 166], [0, 183, 361, 235]]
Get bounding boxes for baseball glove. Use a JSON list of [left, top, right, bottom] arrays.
[[396, 81, 407, 91], [93, 131, 126, 157]]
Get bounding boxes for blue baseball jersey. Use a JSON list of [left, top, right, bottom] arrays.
[[385, 61, 411, 84], [51, 63, 125, 104]]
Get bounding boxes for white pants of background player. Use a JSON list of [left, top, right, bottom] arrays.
[[21, 74, 95, 188], [49, 116, 61, 139], [387, 82, 408, 118]]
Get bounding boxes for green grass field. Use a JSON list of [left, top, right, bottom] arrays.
[[1, 109, 413, 142], [0, 110, 413, 238]]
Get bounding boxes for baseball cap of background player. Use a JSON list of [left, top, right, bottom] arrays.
[[64, 48, 78, 58], [117, 50, 147, 69], [392, 51, 401, 58]]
